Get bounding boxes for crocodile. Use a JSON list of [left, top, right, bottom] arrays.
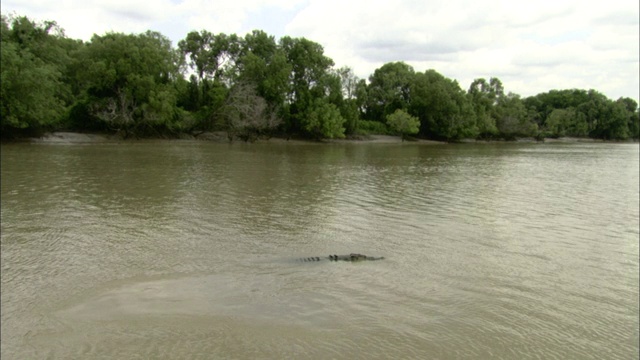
[[298, 253, 385, 262]]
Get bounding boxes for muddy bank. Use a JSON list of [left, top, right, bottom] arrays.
[[27, 131, 228, 144], [22, 132, 634, 145], [458, 137, 636, 143], [30, 132, 115, 143], [28, 132, 446, 145], [328, 135, 445, 144]]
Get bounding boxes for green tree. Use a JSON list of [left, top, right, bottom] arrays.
[[301, 99, 346, 139], [73, 31, 182, 136], [176, 31, 242, 129], [494, 93, 538, 139], [279, 36, 339, 137], [334, 67, 361, 135], [410, 70, 476, 141], [365, 62, 415, 123], [467, 77, 503, 138], [574, 90, 630, 140], [545, 108, 572, 137], [0, 15, 76, 137], [235, 30, 291, 111], [336, 66, 359, 100], [617, 97, 640, 140], [178, 31, 240, 83], [523, 89, 591, 128], [386, 109, 419, 141], [354, 79, 368, 114], [542, 107, 588, 138], [0, 40, 63, 135]]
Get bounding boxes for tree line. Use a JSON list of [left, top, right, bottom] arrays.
[[2, 14, 638, 141]]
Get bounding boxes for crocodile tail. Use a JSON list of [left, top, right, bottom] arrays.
[[300, 257, 322, 262]]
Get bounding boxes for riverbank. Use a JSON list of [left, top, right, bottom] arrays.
[[12, 131, 638, 145], [22, 132, 447, 145]]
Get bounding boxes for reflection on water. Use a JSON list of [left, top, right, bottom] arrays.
[[1, 141, 639, 359]]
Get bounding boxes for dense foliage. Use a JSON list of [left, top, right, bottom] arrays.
[[1, 14, 638, 141], [386, 109, 420, 140]]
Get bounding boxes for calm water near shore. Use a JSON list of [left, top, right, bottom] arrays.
[[1, 140, 638, 359]]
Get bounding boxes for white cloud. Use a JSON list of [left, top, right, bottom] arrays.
[[175, 0, 306, 35], [2, 0, 305, 40], [2, 0, 638, 101], [284, 0, 639, 101]]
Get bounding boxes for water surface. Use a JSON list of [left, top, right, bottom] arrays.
[[1, 141, 638, 359]]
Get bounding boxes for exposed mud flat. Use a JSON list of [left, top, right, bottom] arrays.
[[30, 132, 446, 144], [329, 135, 445, 144], [31, 132, 115, 143], [29, 132, 631, 145]]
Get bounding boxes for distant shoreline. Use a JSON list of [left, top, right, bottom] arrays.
[[15, 132, 445, 144], [6, 132, 638, 145]]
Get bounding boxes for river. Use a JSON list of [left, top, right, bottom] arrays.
[[1, 140, 638, 359]]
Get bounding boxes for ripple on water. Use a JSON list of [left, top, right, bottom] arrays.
[[1, 142, 638, 359]]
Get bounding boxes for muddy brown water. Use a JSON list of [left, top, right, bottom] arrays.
[[1, 141, 638, 359]]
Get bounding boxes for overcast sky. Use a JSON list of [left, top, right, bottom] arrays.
[[4, 0, 639, 102]]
